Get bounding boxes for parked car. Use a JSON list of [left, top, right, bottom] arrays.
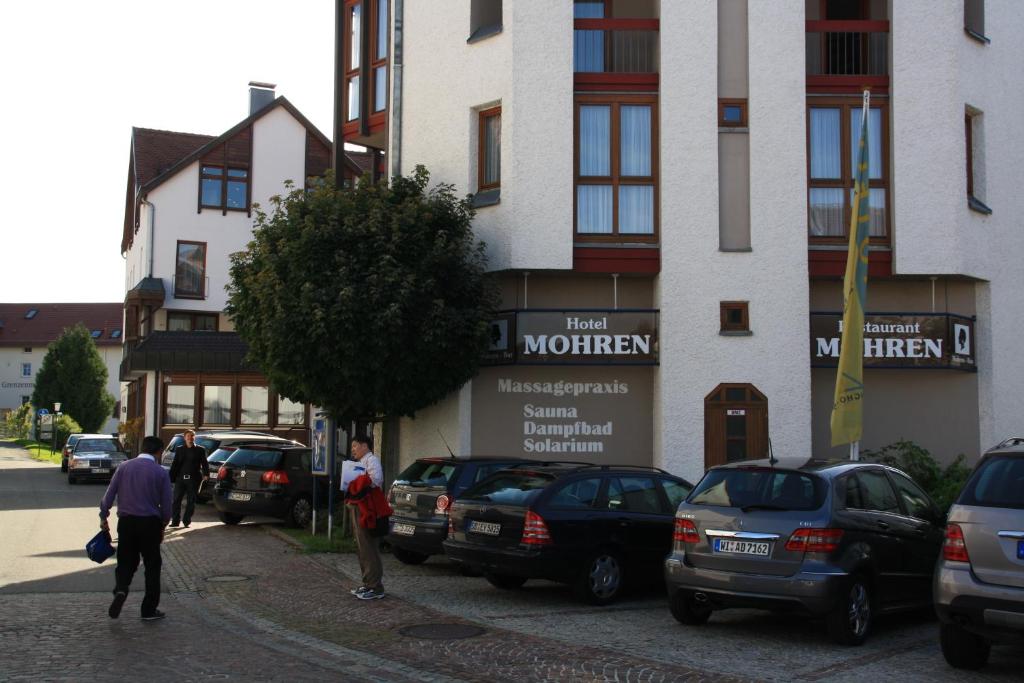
[[160, 430, 302, 473], [61, 433, 110, 472], [664, 459, 944, 645], [211, 445, 328, 527], [935, 437, 1024, 669], [387, 456, 534, 564], [443, 463, 694, 604], [196, 443, 296, 504], [67, 436, 128, 484]]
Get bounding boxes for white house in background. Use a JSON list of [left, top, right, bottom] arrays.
[[337, 0, 1024, 481], [118, 83, 337, 445], [0, 303, 122, 433]]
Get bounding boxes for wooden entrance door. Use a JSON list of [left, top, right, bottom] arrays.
[[704, 384, 768, 470]]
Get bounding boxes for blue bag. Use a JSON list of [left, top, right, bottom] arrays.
[[86, 529, 116, 564]]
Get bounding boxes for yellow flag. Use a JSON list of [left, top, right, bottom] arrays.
[[830, 92, 871, 447]]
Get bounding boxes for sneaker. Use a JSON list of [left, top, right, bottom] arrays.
[[349, 586, 370, 596], [141, 610, 166, 621], [183, 523, 191, 528], [356, 588, 385, 600], [169, 521, 180, 528], [108, 591, 127, 619]]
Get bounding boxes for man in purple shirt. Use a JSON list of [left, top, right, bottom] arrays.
[[99, 435, 173, 620]]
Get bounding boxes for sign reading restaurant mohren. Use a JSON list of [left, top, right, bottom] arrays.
[[810, 312, 976, 371], [484, 310, 659, 365]]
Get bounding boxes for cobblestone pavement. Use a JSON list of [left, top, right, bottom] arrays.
[[3, 440, 1020, 682]]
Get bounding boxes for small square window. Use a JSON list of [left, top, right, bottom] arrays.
[[719, 99, 748, 127], [23, 347, 31, 353], [720, 301, 750, 334]]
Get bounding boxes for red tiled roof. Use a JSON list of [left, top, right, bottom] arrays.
[[132, 127, 216, 187], [0, 303, 123, 347]]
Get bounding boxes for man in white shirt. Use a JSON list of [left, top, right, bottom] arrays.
[[349, 434, 385, 599]]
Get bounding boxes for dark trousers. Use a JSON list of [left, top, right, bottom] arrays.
[[172, 478, 198, 524], [114, 515, 163, 616]]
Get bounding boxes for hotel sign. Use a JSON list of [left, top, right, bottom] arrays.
[[810, 313, 976, 371], [484, 310, 659, 366]]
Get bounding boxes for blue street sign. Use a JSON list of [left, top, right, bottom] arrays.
[[36, 409, 49, 415]]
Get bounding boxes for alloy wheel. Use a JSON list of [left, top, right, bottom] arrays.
[[847, 582, 870, 638], [588, 554, 621, 599]]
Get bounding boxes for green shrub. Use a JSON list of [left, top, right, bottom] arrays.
[[863, 440, 972, 513], [5, 403, 34, 440], [54, 414, 82, 450]]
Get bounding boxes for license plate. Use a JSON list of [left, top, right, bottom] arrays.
[[714, 538, 770, 556], [92, 468, 110, 474], [468, 520, 501, 536], [228, 492, 252, 502], [392, 523, 415, 536], [1018, 541, 1024, 560]]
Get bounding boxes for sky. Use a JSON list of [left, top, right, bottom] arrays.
[[0, 0, 336, 303]]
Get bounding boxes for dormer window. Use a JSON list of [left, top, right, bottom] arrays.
[[200, 165, 249, 211], [25, 308, 38, 319], [90, 330, 102, 339]]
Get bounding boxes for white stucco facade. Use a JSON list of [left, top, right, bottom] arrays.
[[364, 1, 1024, 475]]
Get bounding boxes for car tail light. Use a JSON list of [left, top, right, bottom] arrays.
[[943, 524, 970, 563], [448, 515, 455, 536], [520, 510, 552, 546], [785, 528, 844, 553], [673, 519, 701, 544], [261, 470, 290, 485], [217, 467, 229, 480], [434, 494, 452, 514]]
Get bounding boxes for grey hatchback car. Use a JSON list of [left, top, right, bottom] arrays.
[[665, 460, 944, 645], [934, 438, 1024, 669]]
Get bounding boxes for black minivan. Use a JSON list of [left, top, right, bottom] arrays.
[[387, 456, 532, 564], [212, 445, 328, 527], [443, 463, 693, 604]]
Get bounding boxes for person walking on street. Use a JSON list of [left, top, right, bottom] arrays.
[[346, 434, 387, 600], [100, 435, 173, 620], [169, 429, 209, 528]]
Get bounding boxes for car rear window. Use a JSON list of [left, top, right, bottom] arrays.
[[208, 448, 236, 464], [396, 460, 459, 486], [958, 455, 1024, 509], [195, 437, 218, 452], [688, 468, 826, 511], [460, 471, 556, 506], [75, 439, 119, 453], [225, 449, 283, 469]]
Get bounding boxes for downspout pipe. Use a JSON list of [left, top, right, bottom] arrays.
[[390, 0, 403, 178], [140, 196, 155, 278]]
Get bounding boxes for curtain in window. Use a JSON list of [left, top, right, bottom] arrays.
[[483, 113, 501, 186], [809, 188, 844, 236], [574, 1, 604, 19], [374, 66, 387, 112], [166, 386, 194, 424], [850, 188, 888, 237], [809, 108, 841, 179], [277, 396, 305, 425], [619, 185, 654, 234], [167, 315, 191, 332], [574, 30, 604, 72], [376, 0, 388, 60], [240, 386, 269, 425], [350, 5, 361, 69], [577, 185, 613, 233], [620, 105, 651, 176], [850, 108, 883, 179], [176, 243, 205, 296], [347, 77, 360, 121], [579, 105, 610, 175], [203, 386, 232, 424]]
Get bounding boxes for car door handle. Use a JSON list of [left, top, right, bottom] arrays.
[[875, 521, 890, 530]]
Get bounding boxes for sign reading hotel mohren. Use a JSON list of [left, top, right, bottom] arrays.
[[810, 312, 976, 371], [484, 310, 659, 366]]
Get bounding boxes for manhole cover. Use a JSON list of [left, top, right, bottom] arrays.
[[398, 623, 486, 640], [206, 575, 252, 583]]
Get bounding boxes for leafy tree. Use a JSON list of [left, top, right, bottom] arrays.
[[227, 167, 498, 421], [31, 324, 116, 433]]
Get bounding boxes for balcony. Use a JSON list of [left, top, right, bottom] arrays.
[[806, 20, 889, 92], [574, 18, 659, 91]]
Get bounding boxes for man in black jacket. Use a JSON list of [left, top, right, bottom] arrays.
[[168, 429, 209, 528]]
